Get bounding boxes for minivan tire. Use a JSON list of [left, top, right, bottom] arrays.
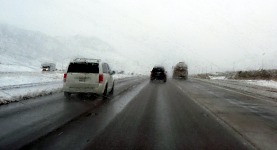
[[109, 83, 114, 95], [64, 92, 71, 98], [102, 84, 109, 100], [103, 84, 108, 96]]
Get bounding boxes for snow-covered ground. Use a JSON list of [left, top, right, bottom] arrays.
[[0, 72, 134, 105], [209, 75, 277, 89], [243, 80, 277, 89], [209, 76, 226, 80], [202, 76, 277, 100], [0, 64, 38, 72], [0, 72, 63, 87]]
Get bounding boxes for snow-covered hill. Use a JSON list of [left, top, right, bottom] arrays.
[[0, 24, 135, 73]]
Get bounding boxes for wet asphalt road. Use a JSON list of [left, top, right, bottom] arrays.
[[85, 80, 250, 150], [0, 77, 145, 150], [24, 79, 253, 150]]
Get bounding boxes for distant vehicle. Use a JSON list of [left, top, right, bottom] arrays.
[[41, 63, 56, 71], [150, 66, 167, 82], [63, 58, 115, 98], [173, 62, 188, 80]]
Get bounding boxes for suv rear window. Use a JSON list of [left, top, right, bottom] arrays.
[[67, 63, 99, 73]]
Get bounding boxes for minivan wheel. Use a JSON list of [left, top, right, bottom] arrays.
[[64, 92, 71, 98]]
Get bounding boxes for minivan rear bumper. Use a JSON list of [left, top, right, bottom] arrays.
[[63, 83, 105, 95]]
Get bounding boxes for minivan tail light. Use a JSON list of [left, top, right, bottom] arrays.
[[99, 74, 104, 83], [63, 73, 67, 82]]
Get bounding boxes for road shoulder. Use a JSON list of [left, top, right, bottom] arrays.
[[174, 79, 277, 150]]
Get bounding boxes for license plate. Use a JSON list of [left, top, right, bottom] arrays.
[[79, 77, 86, 82]]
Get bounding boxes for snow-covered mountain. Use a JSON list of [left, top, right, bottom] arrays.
[[0, 24, 135, 73]]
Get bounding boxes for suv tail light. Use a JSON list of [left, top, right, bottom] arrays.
[[63, 73, 67, 82], [99, 74, 104, 83]]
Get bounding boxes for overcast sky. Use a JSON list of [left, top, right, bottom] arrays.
[[1, 0, 277, 73]]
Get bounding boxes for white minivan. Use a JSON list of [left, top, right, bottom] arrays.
[[63, 58, 115, 98]]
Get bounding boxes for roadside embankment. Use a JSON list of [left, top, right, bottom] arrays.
[[192, 78, 277, 101], [192, 69, 277, 101]]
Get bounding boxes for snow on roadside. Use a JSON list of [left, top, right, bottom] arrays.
[[199, 76, 277, 100], [113, 74, 135, 79], [244, 80, 277, 89], [0, 83, 63, 104], [0, 72, 136, 105], [209, 75, 277, 90], [0, 72, 64, 104], [209, 76, 226, 80], [0, 64, 37, 72], [0, 72, 63, 87]]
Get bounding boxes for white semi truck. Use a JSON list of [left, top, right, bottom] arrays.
[[173, 62, 188, 80], [41, 63, 56, 71]]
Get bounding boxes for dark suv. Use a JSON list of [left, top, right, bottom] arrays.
[[150, 66, 167, 82]]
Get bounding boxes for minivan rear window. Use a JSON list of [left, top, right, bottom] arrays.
[[67, 63, 99, 73]]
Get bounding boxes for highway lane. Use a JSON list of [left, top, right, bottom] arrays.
[[0, 77, 146, 150], [174, 79, 277, 150], [26, 79, 254, 150]]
